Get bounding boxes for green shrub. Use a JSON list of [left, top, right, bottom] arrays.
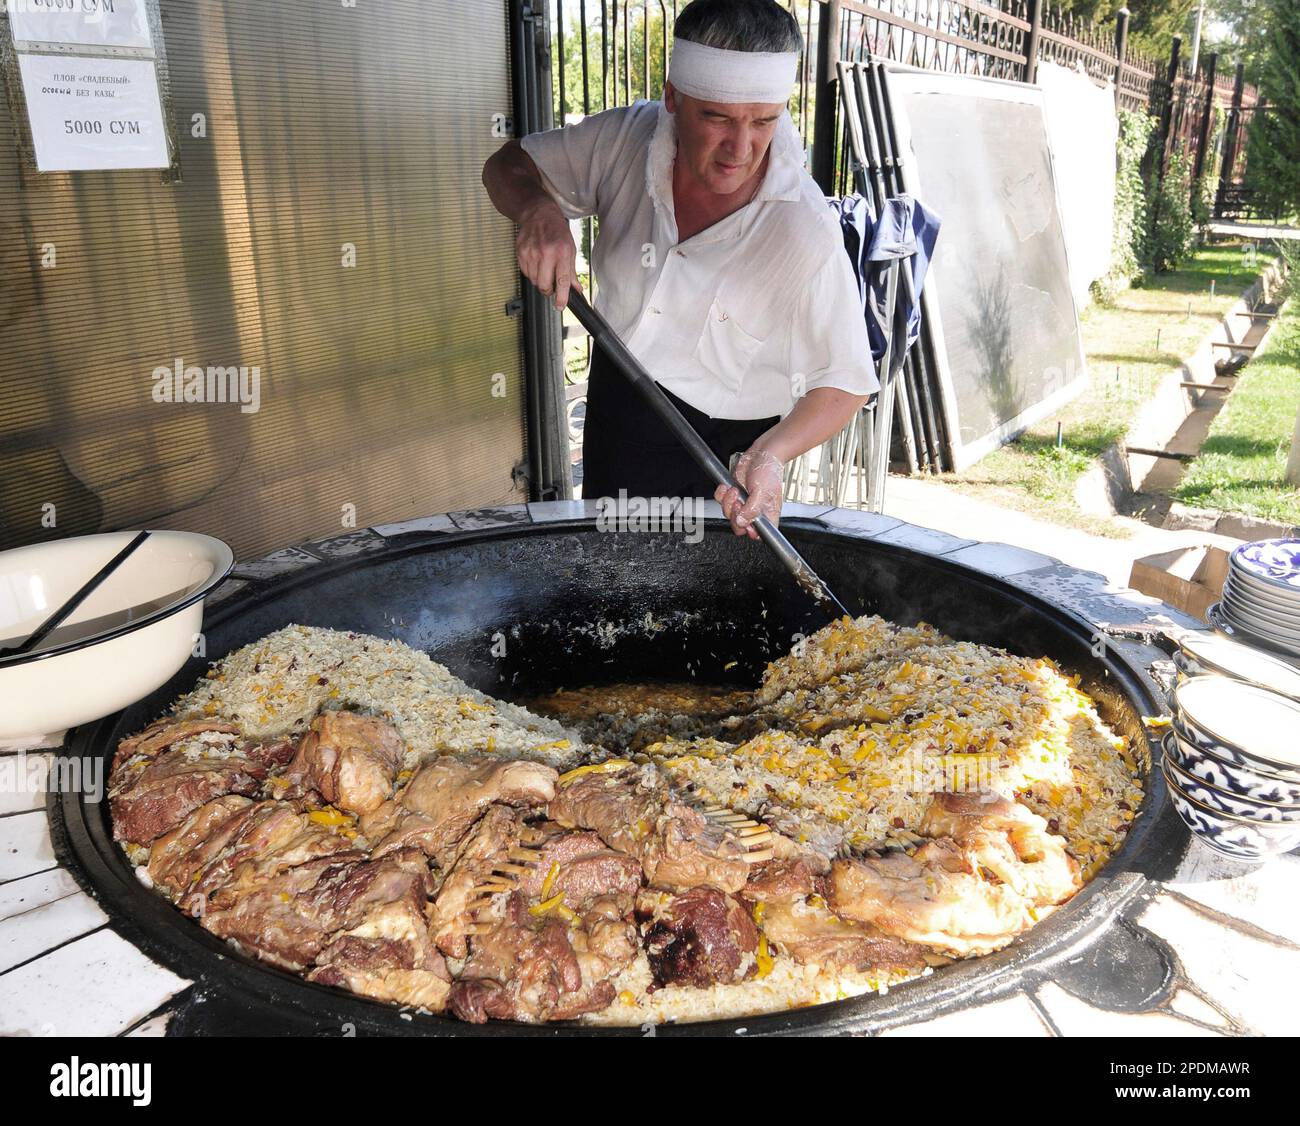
[[1143, 150, 1197, 273]]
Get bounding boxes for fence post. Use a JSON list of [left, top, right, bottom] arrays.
[[812, 0, 841, 193], [1191, 51, 1217, 208], [1112, 7, 1129, 110], [1215, 61, 1246, 217], [1154, 34, 1182, 186], [1024, 0, 1042, 84]]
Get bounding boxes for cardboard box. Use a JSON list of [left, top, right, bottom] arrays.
[[1129, 545, 1230, 623]]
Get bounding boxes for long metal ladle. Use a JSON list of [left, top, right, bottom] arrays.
[[566, 286, 852, 623]]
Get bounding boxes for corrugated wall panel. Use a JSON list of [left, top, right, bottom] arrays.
[[0, 0, 526, 559]]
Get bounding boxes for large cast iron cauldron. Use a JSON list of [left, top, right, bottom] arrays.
[[52, 514, 1185, 1036]]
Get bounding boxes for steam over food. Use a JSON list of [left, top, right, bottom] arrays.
[[111, 618, 1142, 1025]]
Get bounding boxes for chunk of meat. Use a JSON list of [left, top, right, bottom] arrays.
[[198, 853, 367, 969], [741, 858, 818, 904], [147, 795, 256, 896], [448, 891, 621, 1024], [758, 898, 926, 973], [570, 893, 638, 984], [308, 893, 452, 1012], [919, 792, 1081, 905], [112, 717, 239, 772], [637, 886, 759, 989], [242, 738, 298, 771], [201, 847, 430, 972], [111, 745, 264, 844], [285, 711, 404, 816], [829, 848, 1033, 958], [175, 800, 358, 911], [364, 755, 557, 864], [827, 793, 1080, 958], [548, 764, 750, 893], [515, 825, 643, 903], [427, 805, 527, 958]]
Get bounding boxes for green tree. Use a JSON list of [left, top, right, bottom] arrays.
[[1203, 0, 1270, 83], [1242, 0, 1300, 219], [552, 7, 671, 122]]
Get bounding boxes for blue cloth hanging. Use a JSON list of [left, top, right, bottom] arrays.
[[828, 192, 941, 362]]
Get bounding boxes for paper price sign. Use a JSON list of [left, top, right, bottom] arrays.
[[6, 0, 154, 51], [19, 53, 169, 171]]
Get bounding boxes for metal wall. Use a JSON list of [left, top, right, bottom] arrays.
[[0, 1, 527, 559]]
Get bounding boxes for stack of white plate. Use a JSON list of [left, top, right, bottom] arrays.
[[1212, 539, 1300, 661]]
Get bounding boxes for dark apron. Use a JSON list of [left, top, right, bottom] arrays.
[[579, 340, 780, 499]]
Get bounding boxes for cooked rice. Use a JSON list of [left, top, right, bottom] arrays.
[[174, 624, 585, 771], [635, 619, 1142, 876]]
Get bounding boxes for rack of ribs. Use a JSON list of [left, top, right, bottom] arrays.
[[547, 762, 752, 893]]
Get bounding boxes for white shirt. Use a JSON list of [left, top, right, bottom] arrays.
[[519, 99, 879, 420]]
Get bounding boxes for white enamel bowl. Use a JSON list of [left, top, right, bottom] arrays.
[[1172, 631, 1300, 702], [0, 531, 233, 741]]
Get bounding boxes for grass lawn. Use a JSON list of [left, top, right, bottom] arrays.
[[935, 243, 1268, 536], [1171, 298, 1300, 527]]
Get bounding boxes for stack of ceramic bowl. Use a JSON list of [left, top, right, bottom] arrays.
[[1165, 637, 1300, 860], [1210, 539, 1300, 663]]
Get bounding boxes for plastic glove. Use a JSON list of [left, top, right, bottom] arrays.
[[714, 448, 784, 540]]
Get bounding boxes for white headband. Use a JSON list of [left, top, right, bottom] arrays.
[[667, 38, 798, 104]]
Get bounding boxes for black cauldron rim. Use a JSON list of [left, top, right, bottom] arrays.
[[50, 515, 1188, 1036]]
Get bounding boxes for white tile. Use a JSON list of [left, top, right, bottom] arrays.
[[0, 888, 107, 972], [1035, 981, 1221, 1037], [782, 501, 837, 520], [1164, 843, 1300, 946], [0, 811, 55, 881], [880, 992, 1051, 1036], [370, 514, 456, 537], [448, 506, 531, 531], [818, 508, 904, 537], [0, 868, 82, 921], [204, 577, 249, 608], [871, 522, 976, 556], [230, 545, 320, 581], [527, 500, 602, 523], [1137, 894, 1300, 1035], [0, 752, 51, 815], [945, 541, 1059, 577], [0, 929, 189, 1037]]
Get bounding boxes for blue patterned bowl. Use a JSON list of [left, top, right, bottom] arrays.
[[1162, 735, 1300, 822], [1162, 758, 1300, 861], [1166, 726, 1300, 805], [1172, 676, 1300, 784]]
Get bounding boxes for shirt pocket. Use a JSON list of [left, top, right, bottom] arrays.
[[691, 297, 766, 398]]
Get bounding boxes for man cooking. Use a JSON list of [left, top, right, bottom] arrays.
[[482, 0, 877, 539]]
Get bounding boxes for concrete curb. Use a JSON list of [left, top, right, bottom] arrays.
[[1161, 504, 1299, 540]]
